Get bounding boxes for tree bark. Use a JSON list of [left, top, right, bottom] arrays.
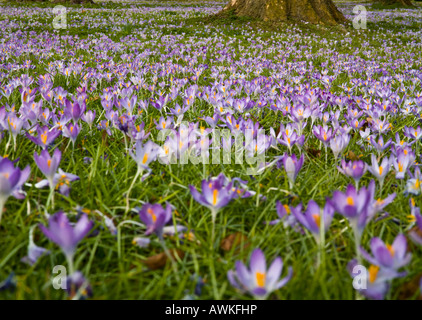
[[221, 0, 347, 25], [376, 0, 414, 6]]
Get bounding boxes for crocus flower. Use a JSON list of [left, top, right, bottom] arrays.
[[369, 135, 392, 154], [189, 174, 237, 221], [62, 122, 80, 148], [81, 110, 96, 129], [39, 211, 93, 272], [277, 153, 304, 189], [227, 248, 292, 299], [132, 237, 151, 248], [0, 157, 30, 225], [129, 140, 160, 176], [360, 234, 411, 272], [348, 259, 403, 300], [66, 271, 93, 300], [409, 211, 422, 246], [34, 149, 61, 189], [329, 182, 373, 256], [26, 126, 61, 149], [0, 273, 15, 292], [367, 154, 390, 189], [313, 125, 334, 147], [338, 159, 367, 188], [391, 150, 412, 180], [266, 201, 297, 228], [138, 203, 173, 239], [291, 200, 334, 242], [189, 173, 239, 241], [35, 169, 79, 197], [21, 226, 50, 266], [330, 133, 350, 160]]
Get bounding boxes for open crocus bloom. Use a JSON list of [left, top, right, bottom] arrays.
[[227, 248, 292, 299], [348, 259, 403, 300], [360, 234, 411, 271]]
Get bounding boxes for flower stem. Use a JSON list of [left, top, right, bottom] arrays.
[[46, 184, 55, 211], [0, 199, 4, 226], [353, 226, 362, 265], [66, 253, 75, 275], [210, 208, 217, 250], [160, 237, 180, 282], [126, 168, 141, 213]]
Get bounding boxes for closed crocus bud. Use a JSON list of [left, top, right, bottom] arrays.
[[0, 157, 30, 225], [281, 153, 304, 189], [81, 110, 96, 128]]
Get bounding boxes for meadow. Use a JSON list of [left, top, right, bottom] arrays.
[[0, 0, 422, 300]]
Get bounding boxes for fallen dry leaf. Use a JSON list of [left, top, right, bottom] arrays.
[[347, 150, 359, 161], [220, 232, 250, 253], [397, 273, 422, 300], [141, 249, 185, 270], [307, 148, 321, 158]]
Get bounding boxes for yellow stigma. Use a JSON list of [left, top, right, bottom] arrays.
[[284, 205, 291, 214], [386, 244, 395, 257], [369, 265, 379, 283], [142, 153, 148, 165], [213, 189, 218, 206], [312, 214, 321, 228], [379, 166, 383, 176], [41, 134, 47, 145], [47, 159, 52, 168], [256, 272, 266, 288], [398, 162, 403, 172], [346, 197, 354, 206], [147, 208, 157, 222]]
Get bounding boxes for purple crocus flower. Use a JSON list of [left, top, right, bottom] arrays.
[[138, 203, 172, 239], [21, 226, 50, 266], [277, 153, 304, 189], [189, 173, 237, 221], [292, 200, 334, 242], [369, 135, 392, 154], [35, 169, 79, 197], [360, 234, 411, 272], [391, 150, 412, 180], [227, 248, 293, 299], [81, 110, 96, 129], [313, 125, 334, 147], [266, 201, 297, 228], [348, 259, 402, 300], [66, 271, 93, 300], [338, 159, 367, 188], [0, 157, 30, 225], [62, 122, 80, 148], [39, 211, 93, 267], [330, 133, 350, 160], [129, 140, 160, 176], [409, 211, 422, 246], [329, 182, 373, 252], [34, 149, 61, 189], [367, 154, 390, 189], [26, 126, 61, 149]]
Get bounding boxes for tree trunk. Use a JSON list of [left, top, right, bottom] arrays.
[[376, 0, 414, 6], [221, 0, 347, 25]]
